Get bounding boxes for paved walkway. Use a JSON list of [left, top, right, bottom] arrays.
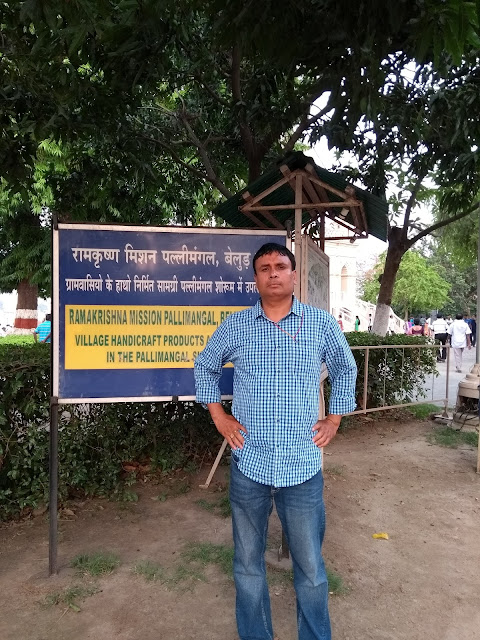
[[425, 344, 479, 409]]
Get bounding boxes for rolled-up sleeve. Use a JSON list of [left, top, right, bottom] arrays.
[[324, 318, 357, 415]]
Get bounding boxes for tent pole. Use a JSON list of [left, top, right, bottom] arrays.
[[294, 174, 303, 298]]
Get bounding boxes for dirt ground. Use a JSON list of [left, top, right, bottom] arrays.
[[1, 416, 479, 640]]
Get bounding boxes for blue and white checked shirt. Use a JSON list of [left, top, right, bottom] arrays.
[[194, 298, 357, 487]]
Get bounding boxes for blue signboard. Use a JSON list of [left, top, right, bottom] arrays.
[[53, 224, 287, 402]]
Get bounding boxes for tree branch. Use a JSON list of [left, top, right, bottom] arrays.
[[231, 43, 256, 162], [178, 113, 234, 198], [191, 73, 230, 108], [137, 134, 233, 199], [403, 168, 429, 238], [405, 201, 480, 249], [282, 102, 333, 154]]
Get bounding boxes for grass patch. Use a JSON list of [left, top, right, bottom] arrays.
[[181, 541, 234, 578], [133, 560, 167, 582], [44, 584, 99, 611], [266, 565, 344, 595], [407, 404, 440, 420], [132, 558, 205, 591], [0, 335, 33, 344], [132, 541, 345, 596], [324, 464, 346, 476], [195, 492, 231, 518], [326, 568, 346, 595], [267, 567, 294, 587], [169, 563, 208, 591], [428, 427, 478, 448], [71, 551, 121, 576]]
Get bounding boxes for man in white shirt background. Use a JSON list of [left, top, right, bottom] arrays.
[[432, 313, 449, 362], [447, 313, 472, 373]]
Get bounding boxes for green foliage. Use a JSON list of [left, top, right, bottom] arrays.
[[181, 542, 234, 579], [343, 332, 438, 409], [407, 404, 441, 420], [361, 250, 451, 317], [326, 568, 346, 595], [0, 335, 439, 518], [133, 560, 167, 582], [427, 427, 478, 448], [44, 584, 100, 611], [2, 1, 480, 304], [0, 344, 223, 520], [437, 208, 479, 270], [0, 335, 33, 345], [71, 551, 120, 576], [195, 489, 231, 518], [427, 243, 477, 315]]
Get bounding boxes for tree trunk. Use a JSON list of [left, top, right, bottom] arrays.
[[372, 227, 407, 336], [248, 151, 264, 184], [13, 279, 38, 334]]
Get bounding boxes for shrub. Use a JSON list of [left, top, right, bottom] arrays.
[[342, 332, 437, 409], [0, 333, 436, 519], [0, 344, 222, 519]]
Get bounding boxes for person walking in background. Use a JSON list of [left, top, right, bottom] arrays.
[[432, 313, 448, 362], [354, 315, 360, 332], [338, 314, 344, 331], [411, 318, 424, 336], [470, 314, 477, 347], [388, 314, 396, 335], [368, 314, 373, 332], [33, 313, 51, 343], [464, 313, 476, 347], [195, 243, 357, 640], [447, 313, 471, 373]]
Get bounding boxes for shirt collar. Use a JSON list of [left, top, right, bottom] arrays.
[[253, 296, 303, 320]]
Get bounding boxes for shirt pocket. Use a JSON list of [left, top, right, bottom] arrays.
[[290, 338, 321, 378], [233, 340, 275, 374]]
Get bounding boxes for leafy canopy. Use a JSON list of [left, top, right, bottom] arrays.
[[362, 250, 451, 316]]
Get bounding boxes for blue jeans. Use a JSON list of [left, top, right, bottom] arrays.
[[230, 459, 331, 640]]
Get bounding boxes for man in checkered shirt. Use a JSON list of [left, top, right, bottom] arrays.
[[195, 243, 357, 640]]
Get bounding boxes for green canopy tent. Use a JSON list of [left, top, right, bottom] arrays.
[[213, 150, 388, 250]]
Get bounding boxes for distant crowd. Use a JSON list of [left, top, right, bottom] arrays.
[[402, 313, 476, 343]]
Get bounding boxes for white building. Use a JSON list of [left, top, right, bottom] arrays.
[[324, 222, 402, 333]]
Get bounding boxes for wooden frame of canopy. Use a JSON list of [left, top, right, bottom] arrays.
[[238, 161, 369, 298]]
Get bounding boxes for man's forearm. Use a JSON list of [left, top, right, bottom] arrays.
[[325, 414, 342, 428], [207, 402, 226, 424]]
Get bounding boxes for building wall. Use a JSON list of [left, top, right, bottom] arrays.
[[324, 236, 402, 333]]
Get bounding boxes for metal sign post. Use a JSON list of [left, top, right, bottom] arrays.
[[48, 397, 59, 575]]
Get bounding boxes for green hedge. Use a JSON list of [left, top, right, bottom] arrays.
[[0, 334, 436, 519], [0, 343, 222, 520], [343, 332, 437, 409]]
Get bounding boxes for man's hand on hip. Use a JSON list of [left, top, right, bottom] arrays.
[[312, 415, 342, 448], [207, 403, 247, 449]]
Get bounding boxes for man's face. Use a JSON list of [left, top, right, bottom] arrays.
[[254, 252, 296, 300]]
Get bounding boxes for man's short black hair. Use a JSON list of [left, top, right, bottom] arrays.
[[456, 313, 463, 320], [252, 243, 295, 274], [45, 313, 51, 321], [437, 313, 443, 319]]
